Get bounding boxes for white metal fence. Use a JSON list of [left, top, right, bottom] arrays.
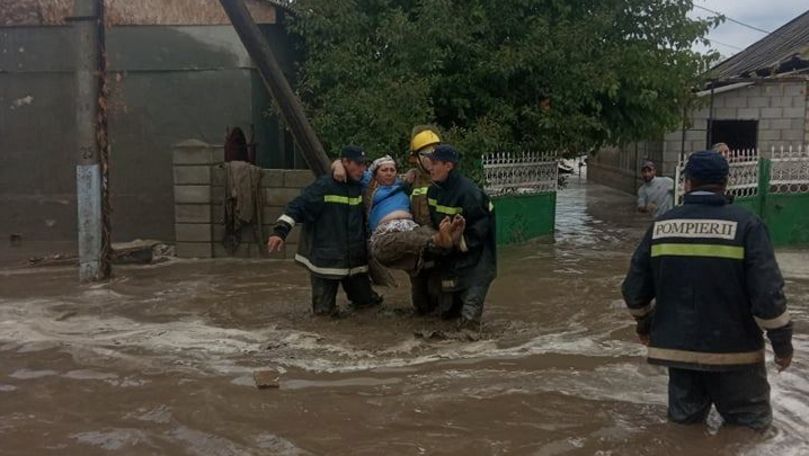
[[674, 145, 809, 204], [770, 145, 809, 194], [482, 152, 558, 196]]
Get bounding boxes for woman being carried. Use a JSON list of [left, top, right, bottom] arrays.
[[335, 155, 464, 274]]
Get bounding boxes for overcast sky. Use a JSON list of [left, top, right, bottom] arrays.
[[689, 0, 808, 59]]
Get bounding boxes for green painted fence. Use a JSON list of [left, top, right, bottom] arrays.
[[492, 192, 556, 245], [483, 153, 558, 245], [764, 193, 809, 246], [677, 148, 809, 246]]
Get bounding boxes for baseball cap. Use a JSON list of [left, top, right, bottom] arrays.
[[340, 145, 367, 163], [685, 150, 729, 183], [423, 144, 460, 163]]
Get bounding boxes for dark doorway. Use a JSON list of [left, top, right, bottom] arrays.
[[707, 119, 758, 151]]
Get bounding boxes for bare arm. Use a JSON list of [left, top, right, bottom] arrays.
[[332, 159, 346, 183]]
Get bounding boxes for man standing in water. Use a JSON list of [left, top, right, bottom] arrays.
[[424, 144, 497, 329], [268, 146, 381, 316], [622, 150, 793, 429], [407, 126, 449, 315], [637, 160, 674, 218]]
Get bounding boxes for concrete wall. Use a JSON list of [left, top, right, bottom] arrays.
[[0, 23, 299, 245], [588, 80, 808, 195], [172, 140, 312, 259], [662, 80, 808, 162], [1, 27, 77, 243], [587, 141, 665, 195]]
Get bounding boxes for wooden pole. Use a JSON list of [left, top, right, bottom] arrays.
[[219, 0, 330, 176]]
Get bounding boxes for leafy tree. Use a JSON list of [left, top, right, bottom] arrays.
[[287, 0, 720, 167]]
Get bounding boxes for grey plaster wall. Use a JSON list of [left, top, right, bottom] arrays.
[[1, 27, 77, 242], [587, 141, 665, 195], [107, 69, 254, 241], [0, 23, 298, 244]]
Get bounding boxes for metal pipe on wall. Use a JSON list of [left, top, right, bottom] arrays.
[[706, 79, 716, 149]]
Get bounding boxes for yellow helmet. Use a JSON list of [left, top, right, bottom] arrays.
[[409, 130, 441, 154]]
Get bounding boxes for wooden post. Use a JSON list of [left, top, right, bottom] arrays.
[[218, 0, 330, 176]]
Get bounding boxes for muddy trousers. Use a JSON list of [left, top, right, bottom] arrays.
[[667, 364, 772, 429], [409, 268, 445, 315], [438, 281, 492, 323], [309, 273, 381, 315], [370, 226, 435, 273], [371, 225, 446, 314]]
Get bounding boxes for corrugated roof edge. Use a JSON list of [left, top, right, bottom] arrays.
[[707, 9, 809, 83]]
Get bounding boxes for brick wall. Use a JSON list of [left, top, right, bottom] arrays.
[[591, 80, 808, 195], [806, 84, 809, 145], [662, 80, 808, 164], [172, 140, 314, 259]]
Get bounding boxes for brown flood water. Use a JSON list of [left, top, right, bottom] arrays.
[[1, 181, 807, 455]]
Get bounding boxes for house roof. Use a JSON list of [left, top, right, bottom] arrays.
[[709, 8, 809, 81], [0, 0, 294, 26]]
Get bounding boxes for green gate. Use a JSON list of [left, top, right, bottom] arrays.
[[675, 147, 809, 246], [483, 153, 558, 245]]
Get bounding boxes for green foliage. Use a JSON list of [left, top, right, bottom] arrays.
[[288, 0, 721, 164]]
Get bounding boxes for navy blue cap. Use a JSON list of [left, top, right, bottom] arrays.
[[424, 144, 460, 163], [340, 145, 367, 163], [685, 150, 729, 183]]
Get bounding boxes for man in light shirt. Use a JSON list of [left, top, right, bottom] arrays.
[[637, 160, 674, 218]]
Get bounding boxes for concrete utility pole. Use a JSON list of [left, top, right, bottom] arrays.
[[73, 0, 108, 281], [219, 0, 331, 176]]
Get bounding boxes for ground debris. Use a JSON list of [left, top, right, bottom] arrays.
[[413, 329, 481, 342], [23, 240, 175, 268], [414, 329, 447, 340], [263, 341, 288, 351], [55, 310, 78, 322], [112, 239, 174, 264], [28, 253, 76, 267], [253, 370, 280, 389]]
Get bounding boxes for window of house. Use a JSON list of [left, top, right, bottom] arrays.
[[707, 119, 758, 151]]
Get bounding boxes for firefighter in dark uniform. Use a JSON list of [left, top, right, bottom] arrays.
[[407, 126, 446, 314], [268, 146, 381, 316], [423, 144, 497, 328], [622, 150, 793, 429]]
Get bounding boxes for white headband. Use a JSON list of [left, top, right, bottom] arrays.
[[370, 155, 396, 175]]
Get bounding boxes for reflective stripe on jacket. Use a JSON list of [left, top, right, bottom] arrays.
[[622, 191, 792, 370], [409, 171, 432, 226], [273, 175, 368, 278], [427, 170, 497, 291]]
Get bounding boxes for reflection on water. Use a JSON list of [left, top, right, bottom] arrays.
[[1, 181, 807, 455]]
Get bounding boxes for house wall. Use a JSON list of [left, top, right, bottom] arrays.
[[589, 80, 808, 195], [662, 80, 808, 164], [0, 22, 299, 245]]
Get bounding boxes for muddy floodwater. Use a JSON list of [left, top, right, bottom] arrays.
[[1, 181, 807, 455]]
